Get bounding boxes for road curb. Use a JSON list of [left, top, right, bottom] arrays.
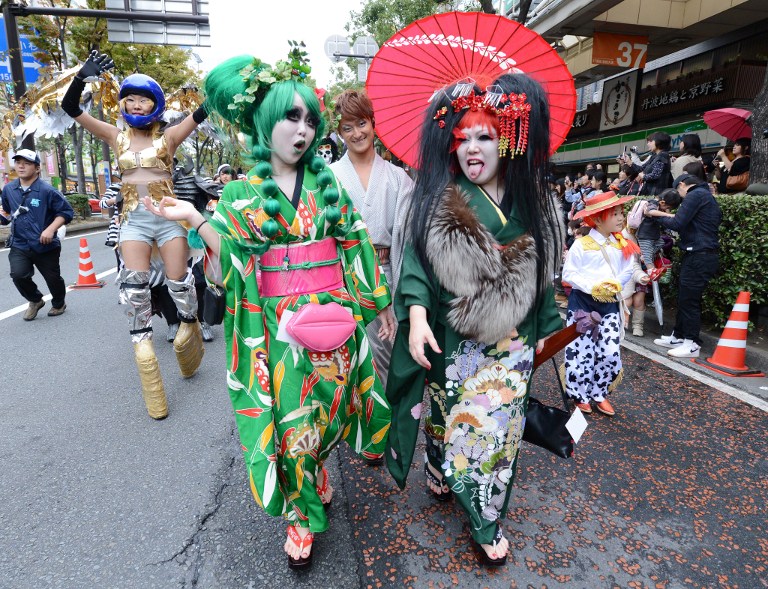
[[0, 218, 110, 243]]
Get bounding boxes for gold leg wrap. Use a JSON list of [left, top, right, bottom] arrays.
[[134, 340, 168, 420], [174, 321, 204, 378]]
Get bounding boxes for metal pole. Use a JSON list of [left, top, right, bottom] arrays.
[[10, 6, 209, 24], [2, 1, 33, 149]]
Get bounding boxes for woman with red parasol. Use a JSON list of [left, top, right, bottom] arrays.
[[385, 73, 566, 566], [368, 11, 576, 566]]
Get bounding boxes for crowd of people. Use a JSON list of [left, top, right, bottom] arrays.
[[551, 129, 727, 376], [1, 39, 747, 573]]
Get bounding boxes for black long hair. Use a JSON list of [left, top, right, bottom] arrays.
[[408, 81, 482, 276], [680, 133, 702, 157], [408, 74, 562, 298]]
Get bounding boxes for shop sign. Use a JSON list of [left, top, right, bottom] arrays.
[[592, 32, 649, 68], [572, 112, 588, 128], [599, 70, 639, 132], [641, 77, 725, 110]]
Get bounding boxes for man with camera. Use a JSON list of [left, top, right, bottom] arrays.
[[0, 150, 74, 320]]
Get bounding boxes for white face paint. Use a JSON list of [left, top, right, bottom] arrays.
[[456, 123, 500, 193], [270, 93, 319, 171]]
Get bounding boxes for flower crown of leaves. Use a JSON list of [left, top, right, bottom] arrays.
[[228, 40, 312, 116], [433, 84, 532, 158]]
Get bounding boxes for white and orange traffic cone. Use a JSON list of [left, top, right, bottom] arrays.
[[693, 291, 764, 377], [70, 238, 106, 289]]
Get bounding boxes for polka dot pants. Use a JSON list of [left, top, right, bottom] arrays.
[[563, 310, 623, 404]]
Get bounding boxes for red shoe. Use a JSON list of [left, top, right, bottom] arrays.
[[596, 399, 615, 416], [286, 525, 314, 569], [575, 402, 592, 414], [316, 466, 332, 510]]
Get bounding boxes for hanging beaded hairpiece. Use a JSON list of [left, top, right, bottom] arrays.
[[494, 92, 531, 158], [432, 86, 532, 159]]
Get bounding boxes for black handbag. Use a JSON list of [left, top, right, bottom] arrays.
[[201, 249, 225, 326], [523, 358, 574, 459], [202, 284, 225, 325]]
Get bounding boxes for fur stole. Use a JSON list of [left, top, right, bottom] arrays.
[[425, 184, 539, 344]]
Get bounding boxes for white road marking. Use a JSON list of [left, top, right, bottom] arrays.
[[622, 339, 768, 413], [0, 267, 117, 321], [0, 228, 106, 253]]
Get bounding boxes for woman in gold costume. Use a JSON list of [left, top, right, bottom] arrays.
[[62, 51, 209, 419]]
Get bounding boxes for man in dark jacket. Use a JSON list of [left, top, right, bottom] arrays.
[[0, 150, 74, 320], [646, 174, 721, 358]]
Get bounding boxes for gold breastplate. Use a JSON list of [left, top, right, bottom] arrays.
[[115, 132, 172, 173]]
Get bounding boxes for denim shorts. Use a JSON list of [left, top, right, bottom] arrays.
[[119, 204, 187, 247]]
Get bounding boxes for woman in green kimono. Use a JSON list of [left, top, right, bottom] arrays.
[[386, 74, 564, 566], [144, 51, 394, 570]]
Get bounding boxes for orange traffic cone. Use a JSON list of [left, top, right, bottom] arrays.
[[70, 238, 106, 289], [693, 291, 764, 377]]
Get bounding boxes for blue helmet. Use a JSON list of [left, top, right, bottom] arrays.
[[119, 74, 166, 128]]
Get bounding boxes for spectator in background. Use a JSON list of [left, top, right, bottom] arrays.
[[0, 149, 74, 320], [214, 164, 235, 196], [564, 174, 582, 204], [586, 170, 607, 198], [682, 160, 707, 182], [616, 164, 641, 196], [715, 137, 751, 194], [621, 132, 673, 196], [671, 133, 702, 180], [647, 175, 721, 358]]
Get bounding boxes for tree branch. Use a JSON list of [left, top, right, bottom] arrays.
[[478, 0, 497, 14], [517, 0, 534, 23]]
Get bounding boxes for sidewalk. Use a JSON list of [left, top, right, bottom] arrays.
[[0, 216, 109, 243]]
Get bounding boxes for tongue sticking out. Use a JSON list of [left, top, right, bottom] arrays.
[[466, 160, 484, 180]]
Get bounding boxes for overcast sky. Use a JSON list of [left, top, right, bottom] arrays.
[[194, 0, 366, 88]]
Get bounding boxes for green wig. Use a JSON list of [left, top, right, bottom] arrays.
[[204, 55, 325, 164], [255, 80, 325, 163]]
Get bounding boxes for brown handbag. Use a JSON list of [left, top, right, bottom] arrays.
[[726, 171, 749, 192]]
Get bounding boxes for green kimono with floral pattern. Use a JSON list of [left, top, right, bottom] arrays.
[[210, 164, 392, 533], [386, 178, 562, 545]]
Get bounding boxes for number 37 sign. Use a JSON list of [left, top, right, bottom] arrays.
[[592, 32, 649, 69]]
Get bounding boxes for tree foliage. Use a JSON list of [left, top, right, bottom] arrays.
[[19, 0, 197, 89], [347, 0, 485, 47]]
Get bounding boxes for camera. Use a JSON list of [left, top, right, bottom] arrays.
[[629, 146, 639, 153], [12, 205, 29, 219]]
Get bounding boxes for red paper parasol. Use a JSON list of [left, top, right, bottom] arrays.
[[366, 11, 576, 168], [703, 107, 752, 141]]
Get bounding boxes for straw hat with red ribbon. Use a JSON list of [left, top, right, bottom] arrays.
[[573, 191, 635, 220]]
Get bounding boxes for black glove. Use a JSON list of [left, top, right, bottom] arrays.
[[75, 50, 114, 81]]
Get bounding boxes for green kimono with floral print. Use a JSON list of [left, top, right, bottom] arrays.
[[386, 178, 562, 545], [210, 164, 392, 533]]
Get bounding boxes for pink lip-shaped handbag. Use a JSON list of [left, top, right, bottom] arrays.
[[286, 302, 357, 351]]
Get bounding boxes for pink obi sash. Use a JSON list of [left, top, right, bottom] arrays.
[[259, 238, 343, 297]]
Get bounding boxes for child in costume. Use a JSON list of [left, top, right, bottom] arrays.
[[62, 51, 209, 420], [143, 49, 394, 570], [621, 227, 651, 336], [562, 191, 638, 415], [386, 74, 565, 567]]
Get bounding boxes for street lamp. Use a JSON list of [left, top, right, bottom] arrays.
[[324, 34, 379, 83], [191, 51, 202, 74]]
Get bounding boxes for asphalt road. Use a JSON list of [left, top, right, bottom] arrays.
[[1, 229, 766, 589]]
